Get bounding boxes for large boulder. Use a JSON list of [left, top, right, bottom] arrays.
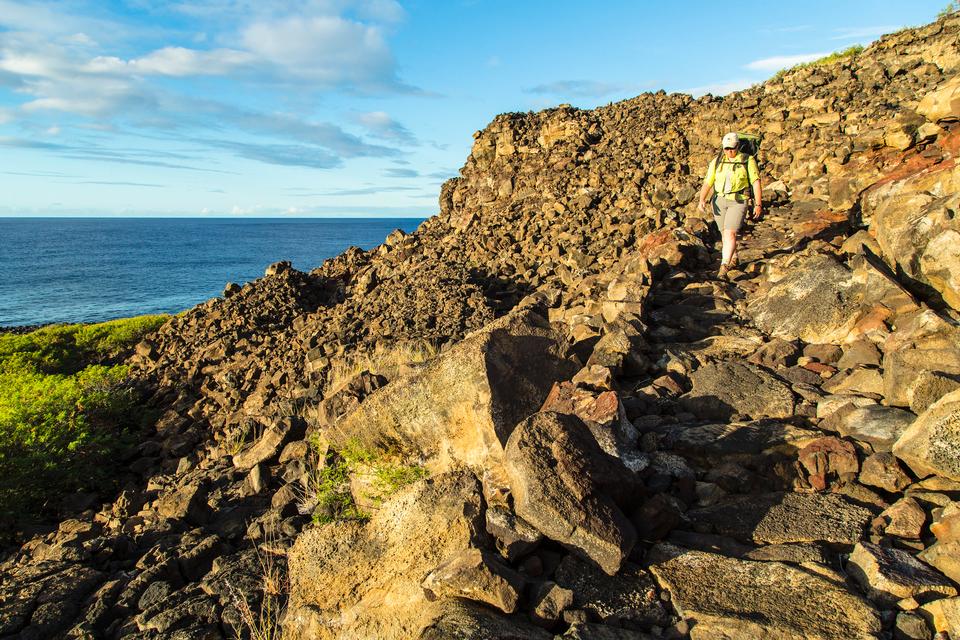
[[847, 541, 957, 607], [749, 253, 917, 343], [893, 388, 960, 481], [863, 170, 960, 312], [322, 310, 575, 478], [883, 347, 960, 408], [680, 361, 794, 420], [647, 544, 881, 640], [284, 471, 489, 640], [503, 411, 640, 575], [917, 74, 960, 122]]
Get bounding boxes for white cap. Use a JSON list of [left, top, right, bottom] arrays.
[[722, 132, 739, 149]]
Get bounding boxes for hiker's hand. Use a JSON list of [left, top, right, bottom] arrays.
[[697, 199, 706, 213], [752, 204, 763, 219]]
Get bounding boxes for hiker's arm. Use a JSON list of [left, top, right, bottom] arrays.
[[698, 160, 716, 213], [751, 179, 763, 219], [697, 181, 714, 213]]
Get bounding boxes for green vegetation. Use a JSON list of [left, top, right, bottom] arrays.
[[0, 315, 169, 531], [774, 45, 864, 80], [308, 437, 427, 525], [940, 2, 960, 18]]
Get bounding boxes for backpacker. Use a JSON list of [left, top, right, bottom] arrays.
[[713, 132, 762, 198]]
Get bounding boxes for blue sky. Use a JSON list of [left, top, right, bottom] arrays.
[[0, 0, 948, 217]]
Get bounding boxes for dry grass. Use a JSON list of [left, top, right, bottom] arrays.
[[228, 524, 288, 640], [325, 340, 437, 393]]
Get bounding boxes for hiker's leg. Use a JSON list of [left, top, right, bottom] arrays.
[[713, 197, 728, 262], [720, 202, 747, 265], [722, 229, 737, 265]]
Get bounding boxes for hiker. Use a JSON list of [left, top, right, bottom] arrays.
[[697, 132, 763, 278]]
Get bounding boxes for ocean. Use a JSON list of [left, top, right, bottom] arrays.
[[0, 217, 425, 327]]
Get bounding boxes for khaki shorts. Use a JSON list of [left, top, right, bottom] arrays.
[[713, 196, 747, 232]]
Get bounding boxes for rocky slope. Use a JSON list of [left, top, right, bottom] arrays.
[[4, 12, 960, 640]]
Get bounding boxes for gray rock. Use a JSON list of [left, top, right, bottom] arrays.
[[504, 412, 639, 575], [820, 404, 916, 451], [680, 361, 794, 420], [233, 416, 306, 471], [657, 421, 821, 465], [686, 492, 872, 545]]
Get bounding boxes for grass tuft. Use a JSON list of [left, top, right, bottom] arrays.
[[774, 45, 864, 80], [325, 340, 437, 392]]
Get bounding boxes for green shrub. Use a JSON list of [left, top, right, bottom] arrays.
[[308, 438, 427, 525], [0, 314, 168, 532], [940, 2, 959, 18]]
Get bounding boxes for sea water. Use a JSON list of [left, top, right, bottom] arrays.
[[0, 217, 424, 327]]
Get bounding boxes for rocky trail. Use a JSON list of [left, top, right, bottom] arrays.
[[4, 12, 960, 640]]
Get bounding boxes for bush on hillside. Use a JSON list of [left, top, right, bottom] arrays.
[[0, 315, 168, 535]]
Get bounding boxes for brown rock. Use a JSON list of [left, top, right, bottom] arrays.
[[880, 497, 926, 539], [647, 543, 880, 640], [847, 541, 957, 607], [680, 361, 794, 420], [931, 502, 960, 543], [686, 492, 872, 545], [797, 436, 859, 490], [894, 389, 960, 481], [918, 541, 960, 583], [860, 452, 913, 493], [529, 581, 574, 627]]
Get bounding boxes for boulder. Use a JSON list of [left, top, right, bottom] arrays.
[[686, 492, 872, 545], [860, 452, 912, 493], [417, 600, 552, 640], [918, 541, 960, 583], [847, 542, 957, 607], [749, 253, 917, 344], [528, 581, 574, 627], [503, 412, 639, 575], [879, 497, 926, 539], [647, 544, 881, 640], [883, 348, 960, 408], [324, 310, 575, 479], [909, 370, 960, 415], [797, 436, 859, 490], [680, 361, 794, 420], [284, 471, 488, 640], [917, 74, 960, 122], [893, 389, 960, 481], [920, 597, 960, 638], [156, 483, 209, 525], [421, 548, 525, 614]]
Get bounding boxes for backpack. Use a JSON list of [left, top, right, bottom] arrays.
[[713, 133, 762, 196]]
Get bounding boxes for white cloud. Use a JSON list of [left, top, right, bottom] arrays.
[[744, 52, 830, 72], [356, 111, 417, 145], [240, 15, 399, 88], [86, 47, 255, 76]]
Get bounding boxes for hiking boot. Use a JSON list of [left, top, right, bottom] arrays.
[[718, 264, 730, 279]]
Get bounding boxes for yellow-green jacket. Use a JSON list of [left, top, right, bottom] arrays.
[[705, 153, 760, 200]]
